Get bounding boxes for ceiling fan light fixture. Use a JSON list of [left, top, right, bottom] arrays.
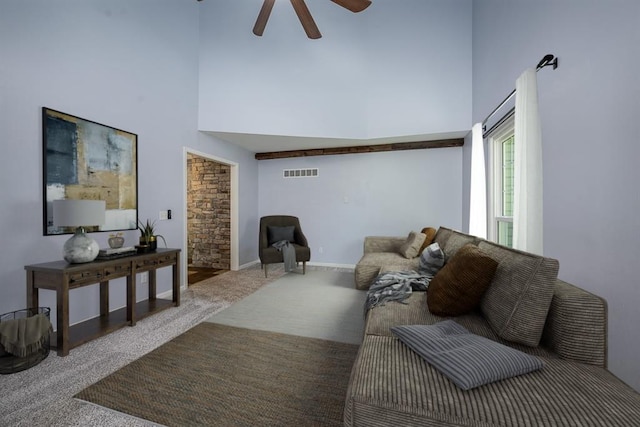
[[290, 0, 322, 39], [251, 0, 371, 40], [330, 0, 371, 13], [253, 0, 275, 36]]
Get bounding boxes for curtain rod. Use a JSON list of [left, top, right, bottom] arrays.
[[481, 54, 558, 133]]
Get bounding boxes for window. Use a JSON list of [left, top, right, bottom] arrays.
[[488, 117, 514, 247]]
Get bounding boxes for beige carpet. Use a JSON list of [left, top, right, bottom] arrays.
[[190, 263, 286, 303], [75, 323, 359, 427], [0, 263, 286, 427]]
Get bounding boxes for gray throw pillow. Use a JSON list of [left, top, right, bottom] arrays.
[[267, 226, 295, 246], [418, 242, 445, 276], [390, 320, 544, 390], [433, 227, 480, 260], [478, 240, 559, 347]]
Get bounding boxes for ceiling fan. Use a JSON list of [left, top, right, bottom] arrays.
[[253, 0, 372, 39]]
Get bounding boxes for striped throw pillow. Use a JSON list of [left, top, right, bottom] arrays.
[[391, 320, 544, 390]]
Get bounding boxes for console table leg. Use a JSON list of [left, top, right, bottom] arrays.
[[127, 274, 136, 326], [26, 271, 38, 309], [99, 281, 109, 317], [148, 270, 157, 301], [58, 282, 70, 356], [173, 255, 180, 306]]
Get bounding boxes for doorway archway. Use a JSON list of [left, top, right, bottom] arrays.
[[182, 148, 239, 288]]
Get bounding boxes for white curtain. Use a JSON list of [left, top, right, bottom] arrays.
[[514, 68, 543, 255], [469, 122, 487, 238]]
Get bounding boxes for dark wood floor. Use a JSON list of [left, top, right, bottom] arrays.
[[187, 266, 227, 285]]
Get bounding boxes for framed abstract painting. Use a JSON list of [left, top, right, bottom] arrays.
[[42, 107, 138, 235]]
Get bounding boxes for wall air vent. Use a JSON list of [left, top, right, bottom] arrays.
[[283, 168, 319, 178]]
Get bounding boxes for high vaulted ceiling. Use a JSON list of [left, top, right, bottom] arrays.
[[197, 0, 473, 154]]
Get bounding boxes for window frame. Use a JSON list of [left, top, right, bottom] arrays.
[[487, 116, 515, 247]]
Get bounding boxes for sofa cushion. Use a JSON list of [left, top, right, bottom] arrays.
[[479, 240, 559, 347], [345, 333, 640, 427], [365, 292, 558, 360], [391, 320, 544, 390], [366, 292, 489, 338], [433, 226, 479, 259], [355, 253, 419, 290], [418, 242, 445, 276], [427, 244, 498, 316], [541, 280, 607, 367], [418, 227, 437, 254], [398, 231, 426, 259], [267, 225, 295, 245]]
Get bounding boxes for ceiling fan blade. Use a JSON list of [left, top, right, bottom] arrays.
[[290, 0, 322, 39], [330, 0, 371, 13], [253, 0, 275, 36]]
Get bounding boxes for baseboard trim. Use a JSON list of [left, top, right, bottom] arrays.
[[307, 262, 355, 270], [239, 259, 355, 271], [239, 259, 261, 270], [157, 289, 174, 299]]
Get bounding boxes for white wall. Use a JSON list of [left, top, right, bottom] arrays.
[[258, 148, 463, 265], [198, 0, 472, 140], [472, 0, 640, 391], [0, 1, 260, 327]]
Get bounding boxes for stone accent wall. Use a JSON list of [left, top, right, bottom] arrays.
[[187, 154, 231, 269]]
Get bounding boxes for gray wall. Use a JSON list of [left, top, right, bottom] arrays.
[[258, 148, 464, 265], [0, 1, 260, 327], [471, 0, 640, 391]]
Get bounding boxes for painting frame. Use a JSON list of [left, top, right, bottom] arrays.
[[42, 107, 138, 236]]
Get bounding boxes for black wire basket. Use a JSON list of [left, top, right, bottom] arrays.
[[0, 307, 51, 374]]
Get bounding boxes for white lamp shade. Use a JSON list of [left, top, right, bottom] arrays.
[[53, 199, 106, 228]]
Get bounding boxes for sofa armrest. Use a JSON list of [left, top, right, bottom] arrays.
[[363, 236, 405, 254], [541, 279, 608, 368]]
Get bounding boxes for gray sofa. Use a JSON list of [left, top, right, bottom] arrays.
[[346, 227, 640, 426]]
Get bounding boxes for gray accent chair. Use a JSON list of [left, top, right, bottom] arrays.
[[259, 215, 311, 277]]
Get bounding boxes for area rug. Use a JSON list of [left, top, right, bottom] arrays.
[[205, 270, 365, 345], [75, 322, 359, 426]]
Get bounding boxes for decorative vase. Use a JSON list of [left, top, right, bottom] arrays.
[[63, 228, 100, 263], [108, 236, 125, 249], [140, 236, 157, 251]]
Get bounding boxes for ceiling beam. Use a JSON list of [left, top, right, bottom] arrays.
[[255, 138, 464, 160]]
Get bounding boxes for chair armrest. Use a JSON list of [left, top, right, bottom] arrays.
[[541, 279, 608, 368], [294, 228, 308, 247], [363, 236, 405, 254]]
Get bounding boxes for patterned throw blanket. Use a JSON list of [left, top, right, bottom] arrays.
[[365, 271, 432, 313]]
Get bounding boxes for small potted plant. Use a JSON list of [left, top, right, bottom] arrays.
[[138, 219, 167, 251], [107, 232, 125, 249]]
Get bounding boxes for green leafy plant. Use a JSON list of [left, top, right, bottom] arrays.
[[138, 219, 167, 247]]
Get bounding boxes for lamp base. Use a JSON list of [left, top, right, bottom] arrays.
[[63, 228, 99, 263]]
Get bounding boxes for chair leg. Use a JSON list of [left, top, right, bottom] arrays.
[[303, 261, 306, 275], [264, 263, 268, 278]]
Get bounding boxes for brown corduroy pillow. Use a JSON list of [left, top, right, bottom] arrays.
[[427, 244, 498, 316], [419, 227, 437, 254]]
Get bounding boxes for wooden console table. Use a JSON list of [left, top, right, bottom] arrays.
[[25, 248, 181, 356]]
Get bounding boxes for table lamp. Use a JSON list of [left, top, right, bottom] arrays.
[[53, 199, 106, 263]]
